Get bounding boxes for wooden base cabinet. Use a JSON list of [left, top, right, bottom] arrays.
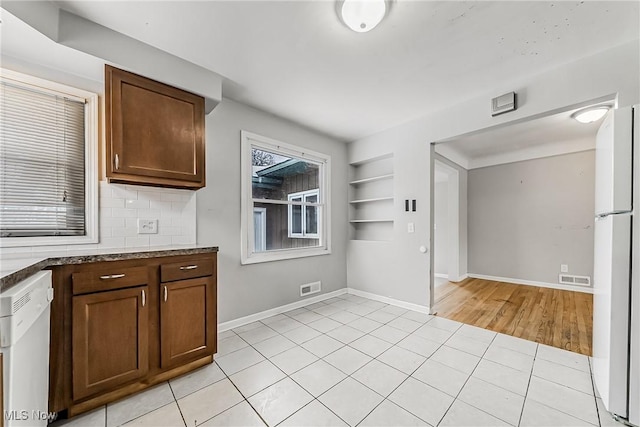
[[72, 286, 149, 400], [161, 277, 216, 369], [49, 252, 217, 418]]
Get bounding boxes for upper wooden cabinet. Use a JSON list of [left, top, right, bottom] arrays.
[[105, 65, 206, 189]]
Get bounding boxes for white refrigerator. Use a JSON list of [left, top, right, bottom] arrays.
[[593, 104, 639, 425]]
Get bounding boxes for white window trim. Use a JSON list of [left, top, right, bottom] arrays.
[[240, 131, 331, 264], [0, 68, 99, 248], [287, 189, 320, 239]]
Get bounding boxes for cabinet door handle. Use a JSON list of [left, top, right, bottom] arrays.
[[164, 285, 168, 302], [99, 273, 125, 280], [179, 265, 198, 270], [114, 153, 120, 170], [141, 289, 146, 307]]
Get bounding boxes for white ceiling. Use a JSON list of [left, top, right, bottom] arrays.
[[3, 1, 639, 141], [435, 103, 606, 169]]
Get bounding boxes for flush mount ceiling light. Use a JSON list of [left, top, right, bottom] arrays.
[[338, 0, 387, 33], [572, 106, 611, 124]]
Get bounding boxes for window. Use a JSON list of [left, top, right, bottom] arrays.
[[287, 189, 320, 238], [0, 69, 98, 247], [241, 131, 331, 264]]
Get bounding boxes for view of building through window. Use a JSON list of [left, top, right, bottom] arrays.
[[251, 147, 322, 252]]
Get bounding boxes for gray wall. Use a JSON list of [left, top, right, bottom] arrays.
[[434, 181, 449, 275], [468, 150, 595, 285], [197, 99, 349, 322]]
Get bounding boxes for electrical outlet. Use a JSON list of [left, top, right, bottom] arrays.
[[561, 264, 569, 273], [138, 219, 158, 234], [407, 222, 415, 233]]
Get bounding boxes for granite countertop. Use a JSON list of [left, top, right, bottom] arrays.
[[0, 245, 219, 291]]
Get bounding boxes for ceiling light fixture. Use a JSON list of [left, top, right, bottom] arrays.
[[572, 106, 611, 124], [338, 0, 387, 33]]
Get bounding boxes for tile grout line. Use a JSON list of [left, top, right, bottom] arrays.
[[516, 343, 538, 427], [433, 329, 500, 427], [588, 357, 604, 427]]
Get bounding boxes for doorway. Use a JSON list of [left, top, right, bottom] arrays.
[[427, 95, 615, 354], [431, 159, 462, 308]]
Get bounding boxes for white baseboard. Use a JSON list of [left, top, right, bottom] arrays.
[[434, 273, 448, 279], [454, 273, 469, 282], [218, 288, 347, 332], [468, 273, 593, 294], [347, 287, 430, 314]]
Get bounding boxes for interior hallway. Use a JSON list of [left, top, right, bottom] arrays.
[[433, 278, 593, 356]]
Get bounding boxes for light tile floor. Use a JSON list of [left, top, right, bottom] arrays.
[[54, 293, 623, 427]]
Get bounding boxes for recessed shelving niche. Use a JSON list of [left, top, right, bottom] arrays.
[[349, 153, 394, 241]]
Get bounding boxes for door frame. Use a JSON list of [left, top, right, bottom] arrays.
[[429, 154, 461, 314]]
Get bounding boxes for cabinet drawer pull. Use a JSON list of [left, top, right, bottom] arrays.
[[99, 274, 126, 280], [141, 289, 146, 307], [114, 153, 120, 170], [164, 285, 168, 302], [179, 265, 198, 271]]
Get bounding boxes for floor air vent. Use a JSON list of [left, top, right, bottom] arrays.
[[559, 274, 591, 287], [300, 281, 321, 297]]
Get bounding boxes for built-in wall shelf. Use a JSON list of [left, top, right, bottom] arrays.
[[349, 197, 394, 204], [349, 174, 394, 185], [349, 153, 394, 241]]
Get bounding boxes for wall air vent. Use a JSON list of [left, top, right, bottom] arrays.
[[300, 281, 321, 297], [491, 91, 517, 116], [559, 274, 591, 287]]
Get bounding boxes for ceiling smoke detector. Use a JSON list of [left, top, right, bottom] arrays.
[[338, 0, 387, 33]]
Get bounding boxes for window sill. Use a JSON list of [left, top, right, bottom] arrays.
[[241, 246, 331, 265]]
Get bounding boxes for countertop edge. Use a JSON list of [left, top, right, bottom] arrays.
[[0, 246, 219, 292]]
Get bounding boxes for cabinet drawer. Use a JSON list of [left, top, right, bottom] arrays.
[[161, 259, 214, 283], [72, 266, 148, 295]]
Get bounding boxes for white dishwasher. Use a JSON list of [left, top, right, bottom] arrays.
[[0, 271, 54, 427]]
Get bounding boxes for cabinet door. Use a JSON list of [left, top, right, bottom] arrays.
[[72, 286, 149, 400], [160, 277, 216, 368], [105, 65, 205, 189]]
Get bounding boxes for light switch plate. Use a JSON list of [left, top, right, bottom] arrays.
[[138, 219, 158, 234]]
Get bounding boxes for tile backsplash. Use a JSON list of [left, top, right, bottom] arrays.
[[98, 181, 197, 248], [2, 181, 197, 255]]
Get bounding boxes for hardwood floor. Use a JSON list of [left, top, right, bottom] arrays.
[[433, 277, 593, 356]]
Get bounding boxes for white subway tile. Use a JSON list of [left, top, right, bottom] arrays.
[[160, 226, 181, 236], [98, 184, 112, 198], [125, 218, 139, 229], [112, 208, 138, 218], [99, 198, 125, 208], [126, 199, 150, 209], [98, 237, 125, 248], [150, 200, 172, 211], [112, 227, 137, 237], [100, 217, 125, 228], [99, 227, 113, 238], [137, 209, 161, 218], [138, 191, 159, 201], [171, 235, 196, 245], [99, 208, 112, 218], [161, 192, 183, 202], [111, 184, 133, 199], [125, 235, 150, 248], [150, 235, 172, 246]]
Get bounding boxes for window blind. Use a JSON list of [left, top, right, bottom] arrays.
[[0, 80, 86, 237]]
